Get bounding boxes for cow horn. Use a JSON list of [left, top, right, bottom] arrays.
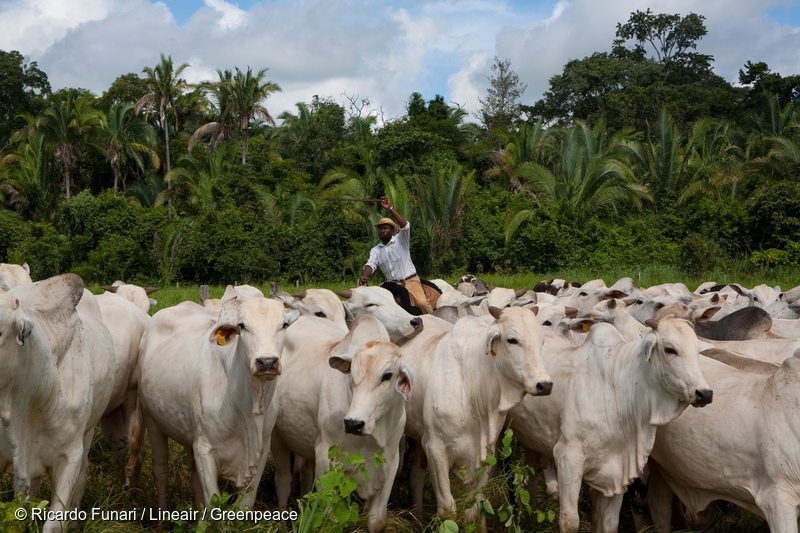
[[514, 288, 528, 298], [102, 285, 118, 293], [144, 287, 159, 295], [337, 289, 353, 299], [488, 306, 503, 319], [293, 290, 307, 299]]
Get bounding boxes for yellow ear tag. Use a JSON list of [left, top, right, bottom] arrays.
[[582, 322, 591, 333], [215, 330, 226, 346]]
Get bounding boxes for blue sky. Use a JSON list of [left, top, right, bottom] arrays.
[[1, 0, 798, 122]]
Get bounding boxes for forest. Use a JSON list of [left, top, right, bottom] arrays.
[[1, 8, 799, 286]]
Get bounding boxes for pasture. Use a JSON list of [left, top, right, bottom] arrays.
[[0, 267, 793, 532]]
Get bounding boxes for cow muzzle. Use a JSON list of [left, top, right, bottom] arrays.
[[254, 356, 281, 380], [691, 388, 713, 407], [526, 379, 553, 396], [410, 317, 423, 332], [343, 418, 366, 435]]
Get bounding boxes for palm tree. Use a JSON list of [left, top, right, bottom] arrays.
[[16, 92, 99, 199], [678, 118, 743, 203], [413, 162, 475, 271], [505, 119, 650, 241], [0, 132, 57, 220], [484, 119, 550, 194], [230, 67, 280, 165], [96, 103, 160, 191], [165, 146, 228, 213], [189, 69, 236, 152], [137, 54, 189, 177]]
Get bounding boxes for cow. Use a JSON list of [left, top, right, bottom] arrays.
[[402, 307, 553, 526], [646, 352, 800, 533], [337, 286, 424, 343], [0, 274, 115, 533], [138, 293, 298, 510], [272, 315, 411, 532], [509, 315, 712, 533], [94, 292, 149, 487], [271, 287, 348, 331], [102, 281, 158, 314]]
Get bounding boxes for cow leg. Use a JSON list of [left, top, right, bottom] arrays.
[[554, 442, 584, 533], [45, 444, 85, 533], [646, 464, 675, 533], [192, 439, 220, 506], [423, 435, 456, 518], [272, 434, 293, 509], [147, 418, 170, 510], [465, 466, 489, 532], [124, 389, 144, 489], [71, 430, 94, 510], [100, 407, 126, 476], [757, 490, 799, 533], [239, 444, 270, 510], [589, 489, 623, 533], [366, 451, 400, 533], [186, 449, 204, 510], [409, 440, 427, 515], [299, 458, 315, 496]]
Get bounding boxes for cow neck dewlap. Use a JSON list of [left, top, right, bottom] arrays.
[[207, 340, 267, 480]]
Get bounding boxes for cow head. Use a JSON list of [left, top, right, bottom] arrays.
[[210, 297, 299, 381], [330, 340, 412, 438], [338, 287, 423, 344], [486, 306, 552, 397], [643, 316, 713, 412], [0, 274, 84, 372]]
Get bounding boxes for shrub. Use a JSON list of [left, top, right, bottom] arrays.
[[8, 222, 71, 279]]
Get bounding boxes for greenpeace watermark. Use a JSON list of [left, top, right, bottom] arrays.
[[23, 506, 298, 524]]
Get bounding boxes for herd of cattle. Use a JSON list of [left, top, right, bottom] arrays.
[[0, 263, 798, 532]]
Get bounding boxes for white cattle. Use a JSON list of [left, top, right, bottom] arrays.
[[272, 315, 411, 532], [404, 307, 553, 525], [647, 352, 800, 533], [0, 274, 115, 533], [94, 292, 149, 486], [138, 295, 298, 509], [509, 316, 712, 533], [0, 262, 31, 290], [201, 284, 265, 315], [102, 281, 158, 314], [338, 286, 424, 343], [272, 288, 347, 332]]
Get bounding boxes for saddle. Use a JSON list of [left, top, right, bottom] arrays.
[[380, 279, 441, 315]]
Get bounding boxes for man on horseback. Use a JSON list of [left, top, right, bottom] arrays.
[[358, 196, 434, 314]]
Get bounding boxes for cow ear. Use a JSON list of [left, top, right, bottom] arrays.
[[15, 314, 32, 346], [210, 324, 238, 346], [570, 318, 595, 333], [144, 287, 159, 295], [697, 306, 720, 322], [484, 324, 501, 356], [564, 306, 578, 319], [642, 331, 658, 360], [343, 302, 355, 323], [283, 309, 300, 328], [488, 306, 503, 320], [22, 263, 30, 274], [329, 356, 352, 374], [396, 364, 413, 401]]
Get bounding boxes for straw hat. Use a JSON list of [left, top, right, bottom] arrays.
[[374, 217, 399, 234]]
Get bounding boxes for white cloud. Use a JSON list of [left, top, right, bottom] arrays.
[[0, 0, 797, 123], [203, 0, 247, 32]]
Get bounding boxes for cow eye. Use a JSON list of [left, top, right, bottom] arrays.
[[238, 323, 246, 331], [366, 303, 378, 308], [579, 291, 587, 297], [542, 320, 552, 326], [282, 321, 290, 329], [314, 311, 327, 318], [636, 299, 643, 305], [380, 372, 393, 383], [655, 302, 664, 309], [507, 338, 519, 345], [664, 346, 677, 355]]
